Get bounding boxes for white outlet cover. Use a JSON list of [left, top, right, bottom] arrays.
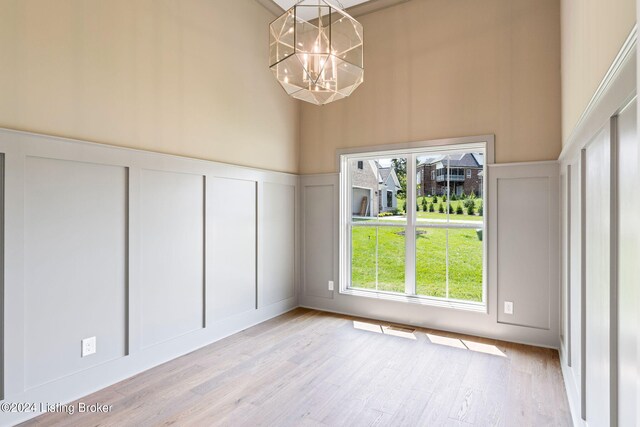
[[82, 336, 97, 357], [328, 281, 334, 291], [504, 301, 514, 315]]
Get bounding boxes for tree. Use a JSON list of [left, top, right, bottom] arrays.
[[478, 201, 483, 216], [429, 203, 435, 212], [438, 203, 444, 213], [456, 204, 464, 214], [421, 197, 428, 212], [467, 204, 475, 215], [391, 158, 407, 198]]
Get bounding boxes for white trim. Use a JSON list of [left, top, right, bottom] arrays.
[[560, 346, 588, 427], [560, 25, 637, 162], [335, 134, 495, 172], [340, 288, 486, 312], [339, 135, 490, 309], [0, 127, 298, 179]]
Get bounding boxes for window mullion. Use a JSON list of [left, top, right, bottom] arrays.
[[405, 154, 417, 295]]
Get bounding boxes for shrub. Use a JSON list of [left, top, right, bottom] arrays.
[[433, 196, 438, 204], [460, 192, 466, 199], [463, 198, 475, 209], [438, 203, 444, 213], [448, 204, 455, 214], [421, 197, 428, 212], [403, 201, 407, 213], [429, 203, 435, 212], [442, 194, 447, 202], [451, 194, 458, 201], [390, 208, 399, 215], [466, 204, 475, 215], [378, 211, 394, 217], [456, 204, 464, 214], [478, 201, 483, 216]]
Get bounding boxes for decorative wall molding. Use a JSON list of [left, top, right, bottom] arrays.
[[560, 25, 637, 163], [0, 127, 299, 426], [299, 158, 560, 349]]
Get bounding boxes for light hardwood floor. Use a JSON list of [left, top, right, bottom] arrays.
[[22, 308, 571, 426]]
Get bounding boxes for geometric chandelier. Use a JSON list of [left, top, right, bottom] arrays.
[[269, 0, 364, 105]]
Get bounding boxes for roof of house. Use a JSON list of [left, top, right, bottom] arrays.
[[375, 163, 401, 188], [378, 166, 392, 182], [419, 152, 483, 168]]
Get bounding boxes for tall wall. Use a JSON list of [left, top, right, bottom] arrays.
[[299, 0, 561, 174], [560, 0, 636, 143], [0, 0, 300, 173]]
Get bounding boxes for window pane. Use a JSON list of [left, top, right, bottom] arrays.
[[351, 226, 405, 293], [350, 157, 406, 224], [416, 153, 484, 226], [448, 228, 483, 302], [351, 226, 377, 289], [376, 227, 405, 293], [416, 154, 450, 225], [415, 228, 447, 298]]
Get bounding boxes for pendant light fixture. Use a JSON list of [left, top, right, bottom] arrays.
[[269, 0, 364, 105]]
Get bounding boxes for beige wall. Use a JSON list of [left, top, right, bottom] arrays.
[[0, 0, 300, 173], [561, 0, 636, 144], [299, 0, 561, 174]]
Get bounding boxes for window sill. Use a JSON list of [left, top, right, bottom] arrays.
[[340, 287, 488, 313]]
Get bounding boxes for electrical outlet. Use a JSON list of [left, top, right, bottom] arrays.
[[504, 301, 514, 315], [82, 337, 96, 357], [328, 280, 334, 291]]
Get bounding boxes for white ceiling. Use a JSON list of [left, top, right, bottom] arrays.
[[272, 0, 372, 11]]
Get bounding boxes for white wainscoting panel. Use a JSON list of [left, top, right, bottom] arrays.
[[616, 99, 638, 426], [584, 127, 612, 427], [0, 128, 298, 426], [24, 157, 127, 389], [494, 169, 557, 330], [302, 183, 336, 299], [139, 169, 205, 348], [208, 177, 257, 321], [262, 182, 296, 306], [568, 158, 583, 410]]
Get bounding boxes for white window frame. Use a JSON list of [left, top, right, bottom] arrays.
[[338, 135, 494, 312], [467, 168, 472, 178]]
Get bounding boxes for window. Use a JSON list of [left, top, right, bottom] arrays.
[[467, 169, 472, 178], [341, 142, 487, 309], [357, 161, 364, 170]]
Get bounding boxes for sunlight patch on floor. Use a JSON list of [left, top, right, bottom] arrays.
[[352, 320, 417, 340], [426, 333, 506, 357]]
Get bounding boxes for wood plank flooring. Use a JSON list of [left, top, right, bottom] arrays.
[[22, 309, 571, 426]]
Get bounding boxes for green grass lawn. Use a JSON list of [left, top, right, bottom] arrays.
[[351, 225, 483, 302]]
